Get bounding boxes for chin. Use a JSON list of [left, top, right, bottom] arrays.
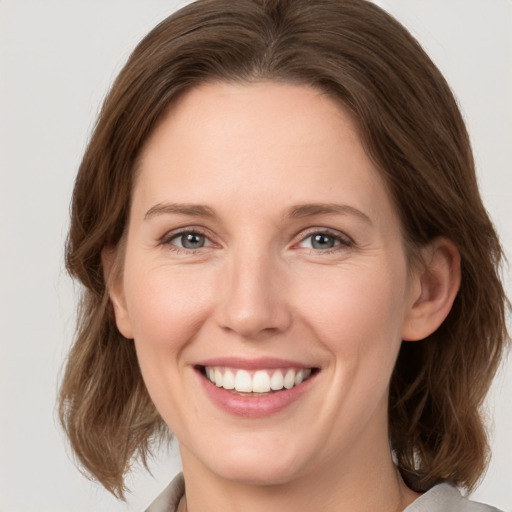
[[214, 461, 302, 487], [198, 439, 311, 487]]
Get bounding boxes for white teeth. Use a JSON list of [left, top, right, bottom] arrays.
[[234, 369, 252, 392], [223, 369, 235, 390], [270, 370, 284, 390], [294, 369, 304, 386], [284, 369, 295, 389], [252, 370, 271, 393], [204, 366, 313, 393]]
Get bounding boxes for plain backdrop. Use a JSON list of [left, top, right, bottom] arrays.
[[0, 1, 510, 511]]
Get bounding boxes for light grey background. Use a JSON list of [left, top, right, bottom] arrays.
[[0, 1, 510, 511]]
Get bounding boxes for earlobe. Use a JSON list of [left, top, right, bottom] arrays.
[[101, 245, 134, 340], [401, 238, 461, 341]]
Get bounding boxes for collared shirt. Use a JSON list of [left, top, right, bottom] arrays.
[[145, 473, 503, 512]]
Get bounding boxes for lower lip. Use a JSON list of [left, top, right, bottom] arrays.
[[197, 369, 317, 418]]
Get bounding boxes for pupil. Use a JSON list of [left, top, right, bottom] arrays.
[[182, 233, 204, 249], [312, 234, 335, 249]]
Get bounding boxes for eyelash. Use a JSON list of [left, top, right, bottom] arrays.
[[295, 228, 354, 254], [160, 228, 213, 254], [159, 227, 354, 255]]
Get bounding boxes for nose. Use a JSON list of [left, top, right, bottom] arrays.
[[215, 250, 292, 340]]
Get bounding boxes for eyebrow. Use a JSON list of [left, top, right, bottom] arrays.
[[286, 203, 372, 224], [144, 201, 372, 224], [144, 202, 216, 220]]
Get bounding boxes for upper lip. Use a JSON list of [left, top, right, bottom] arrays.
[[195, 357, 316, 370]]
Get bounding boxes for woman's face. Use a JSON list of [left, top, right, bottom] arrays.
[[111, 82, 421, 485]]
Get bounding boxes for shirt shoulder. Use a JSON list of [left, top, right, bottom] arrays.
[[404, 483, 503, 512], [145, 473, 185, 512]]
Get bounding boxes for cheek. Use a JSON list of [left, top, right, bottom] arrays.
[[296, 258, 408, 365], [123, 261, 216, 358], [293, 258, 410, 444], [122, 261, 218, 425]]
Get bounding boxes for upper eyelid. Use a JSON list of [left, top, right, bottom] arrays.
[[158, 227, 216, 249], [161, 225, 212, 240], [294, 226, 354, 244], [159, 228, 217, 254], [169, 230, 211, 243]]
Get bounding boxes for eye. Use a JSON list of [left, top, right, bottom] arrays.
[[166, 230, 212, 250], [297, 230, 352, 251], [307, 233, 338, 250]]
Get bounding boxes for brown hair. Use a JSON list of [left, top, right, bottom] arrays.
[[59, 0, 509, 498]]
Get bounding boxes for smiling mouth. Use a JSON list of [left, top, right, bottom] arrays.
[[198, 366, 317, 394]]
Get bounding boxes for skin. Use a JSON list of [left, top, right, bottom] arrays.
[[107, 82, 460, 512]]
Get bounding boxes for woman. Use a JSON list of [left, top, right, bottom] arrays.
[[58, 1, 509, 511]]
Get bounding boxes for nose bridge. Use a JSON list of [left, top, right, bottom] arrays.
[[217, 242, 291, 339]]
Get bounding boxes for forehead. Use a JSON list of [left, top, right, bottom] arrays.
[[132, 81, 396, 230]]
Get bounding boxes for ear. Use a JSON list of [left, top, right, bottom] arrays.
[[102, 245, 134, 339], [401, 238, 461, 341]]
